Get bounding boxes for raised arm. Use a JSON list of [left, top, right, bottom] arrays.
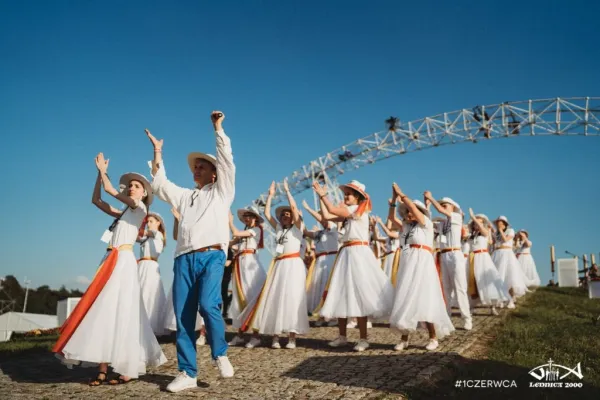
[[283, 179, 302, 230], [211, 112, 235, 202], [264, 181, 278, 229], [423, 191, 452, 218], [393, 183, 426, 226], [145, 130, 189, 208], [312, 182, 352, 219], [377, 216, 400, 239], [91, 170, 122, 218], [468, 208, 489, 236], [95, 153, 140, 209], [386, 198, 403, 229], [228, 211, 254, 238], [302, 200, 327, 229]]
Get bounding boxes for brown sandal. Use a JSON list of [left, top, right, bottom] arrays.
[[109, 376, 134, 385], [89, 371, 108, 386]]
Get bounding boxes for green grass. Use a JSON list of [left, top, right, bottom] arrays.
[[0, 334, 58, 359], [407, 287, 600, 399]]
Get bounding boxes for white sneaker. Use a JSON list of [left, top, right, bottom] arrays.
[[328, 335, 348, 347], [196, 335, 206, 346], [286, 338, 296, 349], [353, 339, 369, 352], [228, 335, 245, 346], [463, 319, 472, 331], [215, 356, 234, 378], [327, 319, 338, 327], [366, 321, 373, 329], [507, 300, 516, 309], [245, 337, 261, 349], [166, 371, 197, 393], [271, 338, 281, 349], [346, 320, 357, 328], [425, 339, 439, 351], [491, 307, 499, 316], [394, 341, 409, 351]]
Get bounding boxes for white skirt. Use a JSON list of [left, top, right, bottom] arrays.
[[471, 252, 510, 305], [230, 253, 267, 329], [518, 254, 541, 287], [319, 245, 394, 319], [492, 249, 529, 297], [138, 260, 167, 336], [306, 253, 337, 313], [241, 256, 310, 335], [381, 252, 396, 283], [163, 284, 204, 331], [389, 247, 455, 339], [59, 250, 167, 378]]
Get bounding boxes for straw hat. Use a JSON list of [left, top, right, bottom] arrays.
[[187, 152, 217, 174], [147, 212, 164, 227], [494, 215, 510, 226], [119, 172, 153, 206], [275, 205, 293, 223], [399, 199, 430, 219], [236, 208, 264, 225], [518, 229, 529, 238], [339, 180, 368, 199], [469, 213, 490, 228], [438, 197, 462, 213]]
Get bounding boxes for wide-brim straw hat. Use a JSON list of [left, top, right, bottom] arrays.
[[275, 205, 292, 223], [339, 180, 368, 199], [438, 197, 462, 213], [399, 199, 430, 219], [119, 172, 154, 206], [494, 215, 510, 226], [469, 213, 490, 227], [237, 208, 264, 225], [187, 152, 217, 174]]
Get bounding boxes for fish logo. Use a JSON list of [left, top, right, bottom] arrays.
[[528, 359, 583, 381]]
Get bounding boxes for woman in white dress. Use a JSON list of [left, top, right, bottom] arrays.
[[515, 230, 541, 287], [376, 209, 402, 286], [302, 199, 339, 327], [238, 180, 309, 349], [227, 208, 268, 348], [388, 183, 455, 352], [162, 208, 206, 345], [137, 212, 168, 336], [467, 210, 512, 314], [312, 180, 394, 352], [53, 153, 166, 386], [491, 216, 529, 302]]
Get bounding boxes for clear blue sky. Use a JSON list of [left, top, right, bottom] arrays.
[[1, 0, 599, 292]]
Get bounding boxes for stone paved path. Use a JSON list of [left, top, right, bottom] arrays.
[[0, 307, 506, 399]]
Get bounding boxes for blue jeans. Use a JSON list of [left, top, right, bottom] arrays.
[[173, 249, 228, 378]]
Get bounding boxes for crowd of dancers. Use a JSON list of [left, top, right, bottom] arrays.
[[50, 111, 541, 393]]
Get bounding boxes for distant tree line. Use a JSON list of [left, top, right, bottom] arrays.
[[0, 275, 83, 315]]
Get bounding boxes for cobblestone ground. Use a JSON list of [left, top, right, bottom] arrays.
[[0, 307, 506, 399]]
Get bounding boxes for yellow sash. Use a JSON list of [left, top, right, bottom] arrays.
[[467, 252, 478, 298]]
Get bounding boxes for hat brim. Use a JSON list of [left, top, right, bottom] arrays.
[[275, 206, 292, 222], [119, 172, 153, 206], [339, 183, 368, 199], [187, 152, 217, 174], [237, 209, 264, 225], [494, 218, 510, 226], [438, 199, 461, 213], [399, 203, 430, 219]]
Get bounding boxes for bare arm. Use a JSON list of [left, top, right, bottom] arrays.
[[228, 212, 254, 238], [423, 191, 452, 218], [94, 153, 140, 209], [283, 179, 302, 230], [468, 208, 489, 236], [377, 217, 400, 239], [302, 200, 326, 229], [318, 197, 344, 222], [312, 182, 352, 218], [393, 183, 426, 226], [145, 129, 163, 177], [91, 171, 122, 218], [264, 181, 278, 229]]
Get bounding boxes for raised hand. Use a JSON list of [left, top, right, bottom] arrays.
[[392, 182, 403, 198], [145, 129, 163, 150], [469, 208, 475, 219], [95, 153, 109, 173], [283, 178, 290, 193], [312, 181, 327, 197], [388, 198, 395, 206], [211, 111, 225, 130], [376, 216, 383, 224], [423, 191, 433, 200], [268, 181, 276, 196], [302, 199, 310, 210]]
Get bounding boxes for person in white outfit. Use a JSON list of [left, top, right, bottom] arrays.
[[491, 216, 529, 302], [53, 153, 167, 386], [424, 193, 472, 331], [388, 183, 455, 352], [312, 180, 394, 352], [137, 212, 168, 336], [227, 208, 268, 348], [515, 230, 541, 287], [237, 180, 310, 349], [376, 205, 402, 286]]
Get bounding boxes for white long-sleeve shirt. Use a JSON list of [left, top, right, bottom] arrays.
[[151, 129, 235, 258]]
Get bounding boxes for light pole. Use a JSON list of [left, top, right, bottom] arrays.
[[22, 277, 31, 313]]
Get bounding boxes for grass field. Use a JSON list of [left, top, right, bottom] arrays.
[[408, 286, 600, 399], [0, 334, 58, 359]]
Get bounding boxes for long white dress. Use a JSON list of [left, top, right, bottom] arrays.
[[137, 230, 168, 336], [230, 226, 267, 329], [381, 236, 401, 284], [56, 201, 167, 378], [306, 226, 339, 313], [491, 228, 529, 297], [241, 223, 310, 335], [389, 217, 455, 339], [516, 241, 541, 287], [319, 206, 394, 319], [469, 235, 511, 305]]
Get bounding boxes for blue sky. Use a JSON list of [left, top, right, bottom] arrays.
[[1, 0, 599, 292]]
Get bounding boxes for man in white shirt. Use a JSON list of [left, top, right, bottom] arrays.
[[145, 111, 235, 393], [424, 192, 472, 331]]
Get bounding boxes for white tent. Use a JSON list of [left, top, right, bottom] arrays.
[[0, 312, 58, 342]]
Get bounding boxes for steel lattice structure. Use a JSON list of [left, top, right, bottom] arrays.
[[244, 97, 600, 254]]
